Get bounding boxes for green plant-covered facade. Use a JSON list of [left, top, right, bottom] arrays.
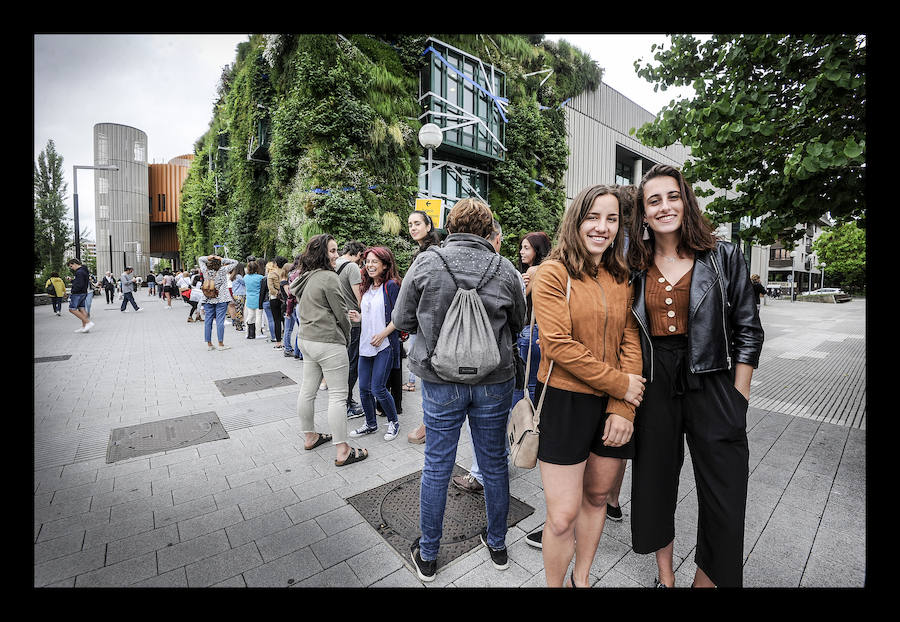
[[178, 34, 601, 270]]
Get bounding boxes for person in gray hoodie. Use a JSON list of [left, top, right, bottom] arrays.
[[392, 198, 526, 582], [119, 267, 142, 312], [290, 233, 368, 467]]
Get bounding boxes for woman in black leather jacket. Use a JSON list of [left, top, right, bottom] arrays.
[[627, 164, 764, 588]]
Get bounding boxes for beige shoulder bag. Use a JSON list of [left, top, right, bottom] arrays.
[[507, 275, 571, 469]]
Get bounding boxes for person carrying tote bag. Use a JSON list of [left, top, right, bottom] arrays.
[[507, 276, 570, 469]]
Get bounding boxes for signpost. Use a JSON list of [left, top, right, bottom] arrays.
[[415, 198, 444, 229]]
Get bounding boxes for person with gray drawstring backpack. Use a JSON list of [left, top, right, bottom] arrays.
[[392, 198, 526, 582]]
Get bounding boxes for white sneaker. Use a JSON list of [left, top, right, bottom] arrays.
[[82, 321, 95, 333], [135, 308, 143, 312], [74, 327, 85, 333], [217, 344, 232, 351], [384, 421, 400, 441]]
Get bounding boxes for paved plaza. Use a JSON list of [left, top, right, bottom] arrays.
[[33, 291, 866, 588]]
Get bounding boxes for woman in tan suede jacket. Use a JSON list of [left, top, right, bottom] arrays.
[[530, 184, 645, 588]]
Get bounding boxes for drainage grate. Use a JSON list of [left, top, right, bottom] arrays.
[[106, 411, 229, 463], [214, 371, 297, 397], [35, 355, 72, 363], [347, 465, 534, 572]]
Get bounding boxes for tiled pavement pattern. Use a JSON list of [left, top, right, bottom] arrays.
[[33, 292, 866, 587]]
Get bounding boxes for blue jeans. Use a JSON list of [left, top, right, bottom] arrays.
[[119, 292, 138, 311], [418, 377, 514, 560], [283, 308, 299, 355], [358, 347, 398, 428], [204, 302, 229, 343], [85, 290, 94, 315], [262, 300, 275, 340], [512, 324, 540, 405], [51, 297, 62, 313]]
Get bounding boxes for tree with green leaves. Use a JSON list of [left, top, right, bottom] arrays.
[[811, 220, 865, 294], [34, 139, 72, 275], [631, 34, 865, 245]]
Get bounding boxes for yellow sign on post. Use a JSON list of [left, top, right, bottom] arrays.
[[415, 198, 444, 229]]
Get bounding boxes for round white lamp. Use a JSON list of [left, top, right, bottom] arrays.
[[418, 123, 443, 150]]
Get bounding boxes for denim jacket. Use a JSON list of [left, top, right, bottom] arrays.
[[392, 233, 526, 385]]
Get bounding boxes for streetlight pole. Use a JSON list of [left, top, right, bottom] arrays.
[[789, 250, 797, 302], [73, 164, 119, 262]]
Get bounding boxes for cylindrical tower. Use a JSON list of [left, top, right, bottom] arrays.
[[93, 123, 150, 279]]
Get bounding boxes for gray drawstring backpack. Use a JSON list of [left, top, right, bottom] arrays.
[[426, 247, 503, 384]]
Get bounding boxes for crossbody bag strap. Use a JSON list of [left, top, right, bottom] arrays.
[[532, 275, 570, 427]]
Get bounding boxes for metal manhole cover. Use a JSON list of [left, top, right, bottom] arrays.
[[214, 371, 297, 396], [35, 355, 72, 363], [347, 465, 534, 572], [106, 411, 229, 463]]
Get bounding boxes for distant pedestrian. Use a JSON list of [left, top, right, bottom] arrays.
[[119, 267, 142, 312], [101, 272, 116, 304], [85, 271, 98, 318], [66, 258, 94, 333], [229, 262, 246, 331], [45, 272, 65, 316], [163, 270, 176, 309], [199, 254, 238, 351], [243, 261, 265, 340], [156, 272, 165, 299], [751, 274, 766, 310], [281, 257, 302, 358], [146, 270, 156, 296]]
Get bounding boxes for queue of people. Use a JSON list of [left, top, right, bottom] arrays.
[[42, 163, 762, 588]]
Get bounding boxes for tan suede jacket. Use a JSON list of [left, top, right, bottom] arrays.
[[531, 259, 643, 422]]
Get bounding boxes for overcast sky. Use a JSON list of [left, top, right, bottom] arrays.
[[34, 33, 698, 242]]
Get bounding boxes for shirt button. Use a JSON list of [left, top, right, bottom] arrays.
[[658, 277, 666, 283], [665, 298, 673, 305], [665, 285, 673, 291], [667, 310, 675, 317], [668, 325, 676, 332]]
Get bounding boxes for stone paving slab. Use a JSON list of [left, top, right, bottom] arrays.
[[33, 291, 866, 587]]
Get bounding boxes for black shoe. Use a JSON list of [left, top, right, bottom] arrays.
[[480, 529, 509, 570], [606, 503, 623, 522], [410, 538, 436, 582], [346, 404, 365, 419], [525, 530, 543, 549], [654, 577, 671, 588]]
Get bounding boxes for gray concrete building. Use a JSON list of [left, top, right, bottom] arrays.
[[93, 123, 151, 278]]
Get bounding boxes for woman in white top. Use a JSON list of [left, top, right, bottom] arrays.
[[349, 246, 404, 442]]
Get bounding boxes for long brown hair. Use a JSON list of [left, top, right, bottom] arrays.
[[546, 185, 629, 283], [627, 164, 717, 271], [359, 246, 402, 294]]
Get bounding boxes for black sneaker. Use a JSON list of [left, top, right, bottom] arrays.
[[480, 529, 509, 570], [410, 537, 436, 582], [525, 529, 543, 549], [346, 403, 365, 419], [606, 503, 623, 522]]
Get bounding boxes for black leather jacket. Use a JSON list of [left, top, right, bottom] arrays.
[[630, 241, 764, 382]]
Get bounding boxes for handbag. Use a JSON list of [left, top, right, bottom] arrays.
[[201, 277, 218, 299], [507, 275, 570, 469]]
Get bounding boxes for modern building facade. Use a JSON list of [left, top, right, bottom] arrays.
[[93, 123, 189, 277], [766, 215, 831, 297], [93, 123, 150, 278], [415, 41, 769, 278]]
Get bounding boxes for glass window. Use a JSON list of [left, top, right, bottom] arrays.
[[134, 141, 145, 162], [96, 132, 108, 165], [98, 177, 109, 194], [97, 205, 108, 220]]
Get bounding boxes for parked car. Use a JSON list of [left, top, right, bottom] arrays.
[[802, 288, 845, 296]]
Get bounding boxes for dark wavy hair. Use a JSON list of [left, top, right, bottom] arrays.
[[546, 184, 629, 283], [517, 231, 552, 272], [299, 234, 336, 275], [627, 164, 717, 271], [359, 246, 402, 294]]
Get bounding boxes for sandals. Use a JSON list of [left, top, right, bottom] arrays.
[[304, 433, 332, 450], [402, 382, 416, 392], [334, 447, 368, 467]]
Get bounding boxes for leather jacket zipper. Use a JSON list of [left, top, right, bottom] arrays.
[[709, 252, 732, 370], [631, 305, 654, 382]]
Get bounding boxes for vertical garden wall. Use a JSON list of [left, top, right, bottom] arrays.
[[178, 34, 600, 270]]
